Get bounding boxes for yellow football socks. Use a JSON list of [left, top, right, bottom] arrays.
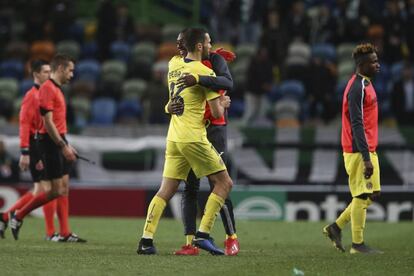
[[198, 193, 225, 234], [336, 202, 352, 229], [186, 235, 194, 246], [142, 195, 166, 239], [351, 197, 368, 244]]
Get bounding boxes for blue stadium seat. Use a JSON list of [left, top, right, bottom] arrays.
[[90, 97, 116, 125], [117, 99, 142, 120], [311, 43, 336, 62], [110, 41, 131, 62], [0, 59, 25, 80], [227, 99, 244, 118], [80, 41, 98, 59], [390, 61, 404, 83], [19, 79, 35, 96], [279, 80, 305, 100], [75, 59, 100, 82], [335, 79, 348, 103]]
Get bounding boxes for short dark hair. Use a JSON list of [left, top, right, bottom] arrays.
[[30, 59, 49, 74], [352, 43, 377, 65], [183, 28, 207, 52], [50, 54, 75, 72]]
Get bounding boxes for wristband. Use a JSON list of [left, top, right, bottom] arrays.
[[21, 148, 29, 155]]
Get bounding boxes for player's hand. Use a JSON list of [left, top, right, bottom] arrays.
[[19, 155, 30, 171], [177, 74, 197, 89], [219, 92, 231, 108], [62, 144, 77, 162], [214, 47, 236, 62], [168, 96, 184, 116], [363, 160, 374, 179], [35, 160, 44, 171]]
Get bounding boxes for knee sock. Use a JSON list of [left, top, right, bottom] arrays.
[[336, 202, 352, 229], [15, 192, 50, 220], [57, 196, 71, 237], [351, 197, 369, 244], [220, 198, 237, 237], [2, 192, 34, 222], [142, 196, 166, 239], [198, 193, 225, 234], [43, 199, 57, 236]]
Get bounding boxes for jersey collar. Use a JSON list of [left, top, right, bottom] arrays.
[[50, 78, 62, 89]]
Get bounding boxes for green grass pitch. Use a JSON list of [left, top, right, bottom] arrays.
[[1, 217, 413, 275]]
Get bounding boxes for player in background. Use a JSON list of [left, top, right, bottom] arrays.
[[323, 43, 383, 254], [137, 27, 233, 255], [170, 30, 239, 256], [9, 54, 86, 243], [0, 60, 59, 240]]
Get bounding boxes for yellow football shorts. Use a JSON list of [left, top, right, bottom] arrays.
[[343, 152, 381, 197], [163, 140, 226, 180]]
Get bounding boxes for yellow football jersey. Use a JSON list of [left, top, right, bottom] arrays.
[[166, 56, 220, 143]]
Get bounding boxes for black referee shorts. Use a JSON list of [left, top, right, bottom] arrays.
[[29, 136, 44, 182], [38, 134, 73, 180]]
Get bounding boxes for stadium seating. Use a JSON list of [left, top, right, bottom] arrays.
[[338, 61, 355, 82], [390, 61, 404, 83], [56, 40, 81, 60], [80, 41, 98, 59], [336, 43, 356, 62], [71, 80, 96, 98], [157, 42, 178, 61], [30, 40, 56, 61], [132, 42, 156, 62], [19, 79, 34, 96], [110, 41, 131, 62], [161, 24, 183, 42], [5, 41, 28, 61], [117, 99, 142, 123], [0, 78, 19, 102], [0, 59, 25, 80], [311, 43, 336, 62], [101, 60, 127, 84], [286, 41, 311, 66], [75, 59, 101, 82], [71, 96, 91, 128], [122, 78, 147, 101], [90, 97, 117, 125], [279, 80, 305, 100], [235, 43, 256, 63]]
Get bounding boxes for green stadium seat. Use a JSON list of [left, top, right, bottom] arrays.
[[235, 43, 256, 62], [132, 42, 156, 64], [161, 24, 184, 42], [122, 78, 148, 101], [0, 78, 19, 102], [56, 40, 81, 60], [101, 60, 127, 82], [337, 43, 356, 63], [338, 61, 355, 82]]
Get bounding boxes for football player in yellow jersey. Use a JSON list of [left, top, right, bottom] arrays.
[[137, 28, 233, 255]]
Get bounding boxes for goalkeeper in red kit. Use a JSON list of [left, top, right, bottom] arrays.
[[169, 29, 240, 256]]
